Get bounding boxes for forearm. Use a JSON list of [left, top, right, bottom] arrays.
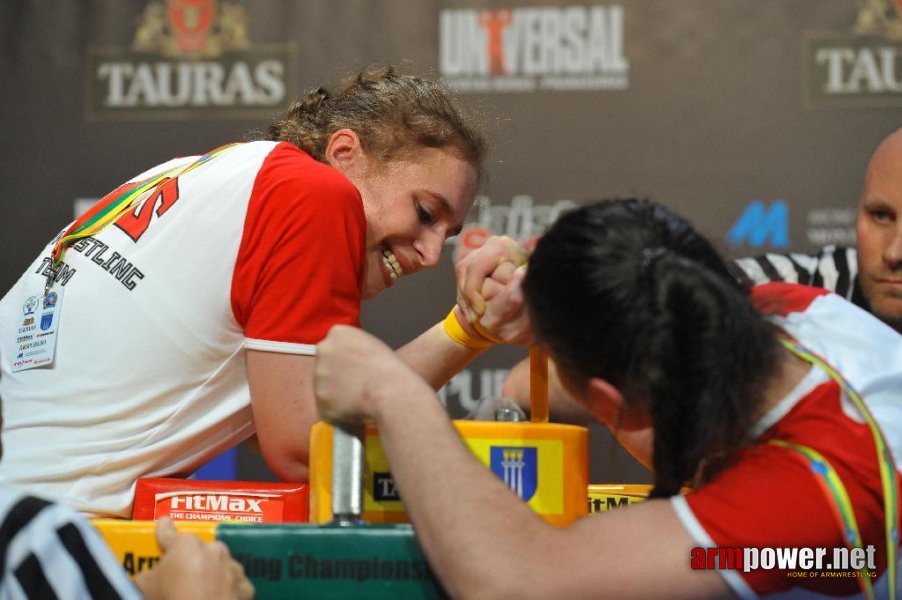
[[371, 382, 550, 599], [397, 235, 534, 391], [395, 321, 485, 390]]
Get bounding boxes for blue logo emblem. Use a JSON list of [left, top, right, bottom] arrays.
[[490, 446, 537, 501], [22, 296, 39, 316], [40, 313, 54, 331], [727, 200, 790, 248], [43, 292, 58, 309]]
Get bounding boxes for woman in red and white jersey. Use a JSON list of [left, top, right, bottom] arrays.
[[0, 65, 498, 517], [315, 198, 902, 599]]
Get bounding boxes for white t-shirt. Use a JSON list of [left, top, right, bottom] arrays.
[[0, 141, 366, 516]]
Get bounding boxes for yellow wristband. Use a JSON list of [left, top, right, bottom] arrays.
[[442, 307, 493, 350]]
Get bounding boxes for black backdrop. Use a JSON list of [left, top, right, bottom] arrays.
[[2, 0, 900, 484]]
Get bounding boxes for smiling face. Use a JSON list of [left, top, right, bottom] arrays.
[[327, 130, 479, 299], [856, 129, 902, 333]]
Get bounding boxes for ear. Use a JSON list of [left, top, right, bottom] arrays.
[[587, 377, 653, 431], [324, 128, 364, 173], [584, 377, 625, 427]]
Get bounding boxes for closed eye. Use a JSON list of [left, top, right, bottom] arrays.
[[418, 189, 464, 238], [416, 201, 436, 226]]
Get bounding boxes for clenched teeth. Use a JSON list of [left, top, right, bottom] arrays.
[[382, 248, 404, 280]]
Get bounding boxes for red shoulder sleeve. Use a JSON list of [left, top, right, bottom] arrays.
[[231, 143, 366, 346], [685, 444, 850, 595], [751, 282, 830, 317]]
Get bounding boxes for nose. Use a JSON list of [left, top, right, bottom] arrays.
[[414, 230, 444, 269], [886, 227, 902, 268]]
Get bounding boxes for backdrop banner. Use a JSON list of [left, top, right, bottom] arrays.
[[2, 0, 899, 484]]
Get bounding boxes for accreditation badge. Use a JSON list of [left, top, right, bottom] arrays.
[[11, 284, 65, 372]]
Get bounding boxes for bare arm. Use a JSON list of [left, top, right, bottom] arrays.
[[246, 350, 318, 481], [395, 320, 487, 390], [397, 236, 533, 389], [247, 236, 533, 480], [314, 326, 730, 600], [246, 326, 484, 482]]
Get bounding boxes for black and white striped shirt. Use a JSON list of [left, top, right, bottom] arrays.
[[728, 245, 868, 311], [0, 487, 139, 599]]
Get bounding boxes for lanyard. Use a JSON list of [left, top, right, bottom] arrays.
[[49, 143, 239, 270], [772, 337, 899, 600]]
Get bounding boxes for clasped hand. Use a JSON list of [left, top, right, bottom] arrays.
[[314, 235, 535, 427], [455, 235, 533, 346]]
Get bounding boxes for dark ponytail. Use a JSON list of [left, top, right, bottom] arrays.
[[640, 254, 778, 496], [522, 199, 780, 497]]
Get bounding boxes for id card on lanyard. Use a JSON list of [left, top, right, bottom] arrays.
[[10, 283, 65, 372], [9, 143, 238, 372]]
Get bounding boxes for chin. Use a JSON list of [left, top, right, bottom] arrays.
[[872, 303, 902, 332], [361, 275, 390, 300], [360, 281, 381, 300]]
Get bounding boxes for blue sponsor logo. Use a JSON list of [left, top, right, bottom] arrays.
[[490, 446, 537, 501], [22, 296, 39, 316], [727, 200, 790, 248], [40, 313, 54, 331]]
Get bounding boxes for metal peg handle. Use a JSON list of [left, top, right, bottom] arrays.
[[331, 424, 365, 525]]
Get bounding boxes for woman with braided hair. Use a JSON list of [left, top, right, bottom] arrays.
[[0, 65, 498, 517], [315, 199, 902, 598]]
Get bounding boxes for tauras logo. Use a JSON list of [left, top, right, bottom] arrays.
[[440, 5, 629, 93], [806, 0, 902, 107], [95, 61, 286, 108], [86, 0, 294, 119], [373, 472, 401, 501], [161, 491, 278, 512]]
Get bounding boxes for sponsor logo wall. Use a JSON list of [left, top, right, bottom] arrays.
[[440, 6, 629, 92], [86, 0, 295, 119], [3, 0, 899, 485], [807, 0, 902, 107]]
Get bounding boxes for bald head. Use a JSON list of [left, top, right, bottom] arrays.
[[863, 127, 902, 190], [856, 127, 902, 332]]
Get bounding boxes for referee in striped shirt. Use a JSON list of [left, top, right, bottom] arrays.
[[730, 126, 902, 335], [729, 246, 866, 312]]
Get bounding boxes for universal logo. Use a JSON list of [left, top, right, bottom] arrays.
[[85, 0, 295, 120], [439, 5, 629, 93], [806, 0, 902, 108]]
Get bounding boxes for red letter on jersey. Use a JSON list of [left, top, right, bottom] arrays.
[[115, 179, 181, 242]]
